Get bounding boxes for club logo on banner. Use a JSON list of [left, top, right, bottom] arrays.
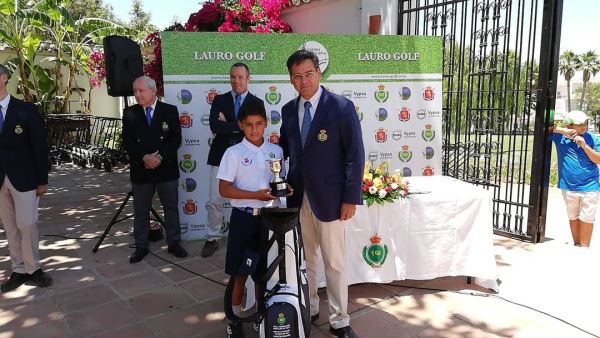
[[399, 145, 413, 162], [374, 84, 389, 103], [181, 178, 197, 192], [265, 86, 282, 105], [399, 107, 410, 122], [423, 165, 434, 176], [400, 87, 411, 100], [423, 86, 435, 101], [179, 154, 197, 173], [269, 131, 280, 144], [375, 128, 387, 143], [270, 110, 281, 125], [362, 234, 388, 268], [376, 107, 388, 121], [422, 124, 435, 141], [206, 88, 219, 104], [183, 199, 198, 215], [177, 89, 192, 104], [180, 112, 193, 128], [356, 106, 363, 122]]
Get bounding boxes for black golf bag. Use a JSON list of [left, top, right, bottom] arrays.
[[224, 207, 311, 338]]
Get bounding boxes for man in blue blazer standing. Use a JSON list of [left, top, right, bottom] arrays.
[[0, 64, 52, 292], [279, 50, 365, 338]]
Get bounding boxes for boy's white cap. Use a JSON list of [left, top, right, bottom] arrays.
[[563, 110, 589, 126]]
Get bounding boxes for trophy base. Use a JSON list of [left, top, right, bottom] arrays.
[[270, 181, 288, 197]]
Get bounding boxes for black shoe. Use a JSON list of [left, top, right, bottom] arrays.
[[311, 313, 319, 323], [167, 243, 188, 258], [227, 321, 244, 338], [27, 269, 52, 288], [129, 248, 149, 263], [201, 240, 218, 257], [0, 272, 30, 292], [330, 326, 358, 338], [148, 228, 163, 242]]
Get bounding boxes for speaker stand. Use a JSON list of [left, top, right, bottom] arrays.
[[92, 191, 164, 253]]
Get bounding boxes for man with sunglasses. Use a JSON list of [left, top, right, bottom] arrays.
[[279, 50, 365, 338], [553, 110, 600, 247]]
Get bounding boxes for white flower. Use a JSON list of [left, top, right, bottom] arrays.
[[390, 182, 399, 190], [399, 190, 406, 197], [368, 186, 378, 194], [378, 189, 387, 198]]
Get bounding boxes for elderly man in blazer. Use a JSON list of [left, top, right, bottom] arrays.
[[0, 64, 52, 292], [122, 75, 187, 263], [279, 50, 365, 338], [203, 63, 265, 257]]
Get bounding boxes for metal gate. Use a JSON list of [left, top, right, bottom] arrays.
[[397, 0, 563, 242]]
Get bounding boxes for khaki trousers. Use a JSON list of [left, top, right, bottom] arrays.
[[300, 194, 350, 329], [0, 177, 41, 274]]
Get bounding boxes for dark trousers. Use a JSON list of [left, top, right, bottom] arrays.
[[132, 179, 180, 249]]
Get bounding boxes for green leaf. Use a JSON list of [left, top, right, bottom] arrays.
[[0, 0, 16, 16]]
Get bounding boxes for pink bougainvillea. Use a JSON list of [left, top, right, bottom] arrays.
[[144, 0, 291, 96], [87, 49, 106, 88]]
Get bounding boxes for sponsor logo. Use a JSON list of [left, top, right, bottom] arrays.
[[423, 86, 434, 101], [368, 151, 378, 162], [422, 124, 435, 141], [379, 152, 393, 160], [277, 313, 287, 325], [399, 107, 410, 122], [374, 84, 389, 103], [299, 40, 330, 73], [392, 130, 402, 141], [220, 220, 230, 234], [423, 146, 435, 159], [181, 178, 197, 192], [428, 110, 442, 118], [398, 145, 413, 162], [180, 222, 189, 235], [402, 167, 412, 177], [177, 89, 192, 104], [265, 86, 282, 105], [355, 106, 363, 122], [362, 234, 388, 268], [423, 165, 434, 176], [241, 157, 253, 166], [206, 88, 219, 104], [179, 154, 197, 173], [270, 110, 281, 125], [403, 130, 417, 138], [183, 199, 198, 215], [376, 107, 388, 121], [201, 114, 210, 126], [417, 109, 426, 120], [353, 91, 367, 99], [400, 87, 411, 100], [184, 138, 203, 146], [269, 131, 280, 144], [342, 90, 352, 100], [375, 128, 387, 143], [179, 112, 193, 128]]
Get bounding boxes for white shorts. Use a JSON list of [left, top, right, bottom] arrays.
[[562, 190, 600, 223]]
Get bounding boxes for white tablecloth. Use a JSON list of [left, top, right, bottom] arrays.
[[316, 175, 499, 292]]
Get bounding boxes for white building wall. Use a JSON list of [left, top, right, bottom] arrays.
[[282, 0, 362, 34]]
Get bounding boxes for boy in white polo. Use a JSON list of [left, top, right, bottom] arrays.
[[217, 99, 287, 338], [553, 110, 600, 247]]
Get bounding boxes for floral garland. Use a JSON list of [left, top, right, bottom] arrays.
[[362, 161, 409, 207], [144, 0, 291, 96]]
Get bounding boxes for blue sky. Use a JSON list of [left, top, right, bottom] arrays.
[[105, 0, 595, 54]]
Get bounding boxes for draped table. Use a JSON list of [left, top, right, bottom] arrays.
[[316, 175, 499, 292]]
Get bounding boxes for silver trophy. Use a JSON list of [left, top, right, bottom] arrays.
[[267, 158, 288, 197]]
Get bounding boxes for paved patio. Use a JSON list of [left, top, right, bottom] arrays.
[[1, 164, 599, 338]]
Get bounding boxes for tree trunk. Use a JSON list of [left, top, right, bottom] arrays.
[[580, 81, 587, 110], [567, 80, 571, 112], [60, 64, 78, 113]]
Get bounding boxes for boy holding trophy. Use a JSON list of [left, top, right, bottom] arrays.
[[217, 99, 292, 337]]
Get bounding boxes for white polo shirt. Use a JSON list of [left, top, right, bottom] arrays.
[[217, 138, 284, 208]]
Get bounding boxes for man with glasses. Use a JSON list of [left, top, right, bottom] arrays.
[[0, 63, 52, 292], [204, 63, 265, 257], [279, 50, 365, 338], [553, 110, 600, 247]]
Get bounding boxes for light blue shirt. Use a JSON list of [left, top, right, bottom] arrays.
[[552, 132, 600, 191]]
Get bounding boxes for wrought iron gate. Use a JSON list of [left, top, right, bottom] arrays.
[[397, 0, 563, 242]]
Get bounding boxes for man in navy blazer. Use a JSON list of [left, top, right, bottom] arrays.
[[0, 64, 52, 292], [279, 50, 365, 338], [122, 75, 187, 263], [203, 63, 265, 257]]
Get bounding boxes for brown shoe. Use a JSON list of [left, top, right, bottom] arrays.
[[27, 269, 52, 288], [1, 272, 30, 292], [201, 240, 218, 257]]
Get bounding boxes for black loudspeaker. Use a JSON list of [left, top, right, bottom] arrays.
[[103, 35, 143, 97]]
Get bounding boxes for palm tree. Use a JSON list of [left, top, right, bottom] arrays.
[[576, 50, 600, 110], [559, 50, 578, 112]]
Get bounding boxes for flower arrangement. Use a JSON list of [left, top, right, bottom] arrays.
[[362, 161, 409, 207]]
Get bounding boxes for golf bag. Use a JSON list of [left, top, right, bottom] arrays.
[[224, 207, 311, 338]]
